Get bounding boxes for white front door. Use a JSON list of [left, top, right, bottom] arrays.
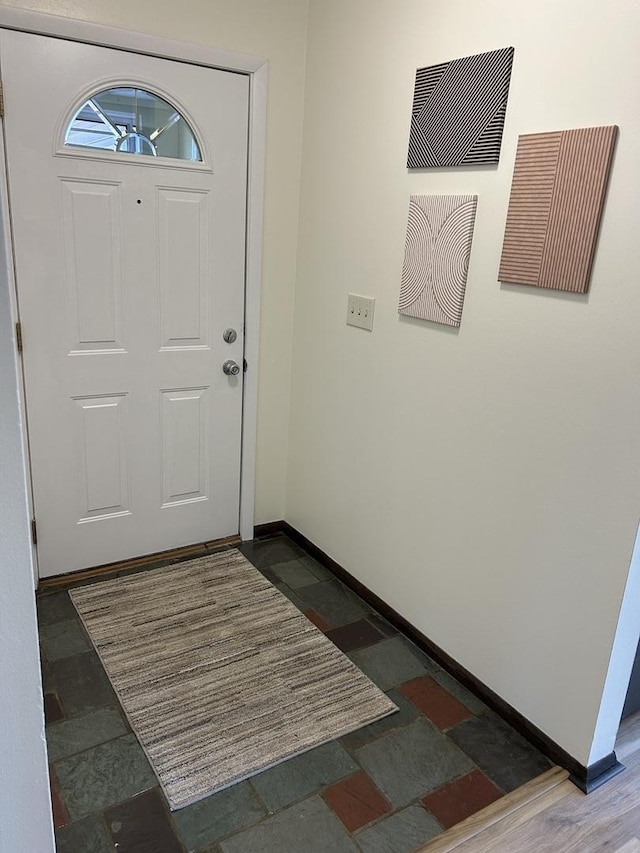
[[0, 30, 249, 577]]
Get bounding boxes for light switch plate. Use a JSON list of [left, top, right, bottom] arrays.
[[346, 293, 375, 331]]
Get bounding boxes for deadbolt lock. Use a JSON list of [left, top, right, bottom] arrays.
[[223, 328, 237, 344]]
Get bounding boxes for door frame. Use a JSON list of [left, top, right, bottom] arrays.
[[0, 7, 266, 578]]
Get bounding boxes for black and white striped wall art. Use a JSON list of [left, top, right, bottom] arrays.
[[399, 195, 478, 327], [407, 47, 514, 168]]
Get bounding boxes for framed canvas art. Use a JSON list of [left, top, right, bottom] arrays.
[[399, 195, 478, 327], [498, 125, 618, 293], [407, 47, 514, 168]]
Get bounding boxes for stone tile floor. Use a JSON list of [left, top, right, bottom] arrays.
[[38, 533, 551, 853]]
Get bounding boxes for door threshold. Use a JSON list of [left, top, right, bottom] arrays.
[[417, 766, 570, 852], [37, 535, 241, 591]]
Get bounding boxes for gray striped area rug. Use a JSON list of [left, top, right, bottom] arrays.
[[70, 549, 397, 810]]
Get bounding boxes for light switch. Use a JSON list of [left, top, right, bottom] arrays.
[[346, 293, 375, 331]]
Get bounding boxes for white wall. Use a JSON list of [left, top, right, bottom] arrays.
[[0, 159, 54, 849], [288, 0, 640, 765], [0, 0, 310, 524], [589, 518, 640, 764]]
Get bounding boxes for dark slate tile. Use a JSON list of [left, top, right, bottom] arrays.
[[401, 638, 439, 671], [348, 637, 432, 691], [297, 581, 369, 628], [274, 583, 307, 612], [55, 814, 113, 853], [41, 654, 57, 694], [250, 740, 358, 812], [355, 804, 442, 852], [105, 788, 182, 853], [40, 618, 91, 661], [299, 555, 334, 581], [447, 713, 551, 793], [366, 613, 398, 637], [325, 619, 385, 653], [51, 651, 119, 717], [431, 669, 489, 715], [44, 692, 66, 724], [47, 707, 129, 762], [238, 536, 304, 569], [271, 560, 320, 589], [37, 591, 78, 626], [56, 733, 156, 820], [355, 718, 474, 808], [173, 781, 264, 851], [220, 797, 359, 853], [340, 689, 419, 751], [256, 564, 279, 583]]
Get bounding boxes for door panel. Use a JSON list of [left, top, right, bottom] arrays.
[[61, 179, 125, 352], [161, 387, 210, 506], [158, 189, 209, 349], [73, 393, 131, 520], [0, 30, 249, 576]]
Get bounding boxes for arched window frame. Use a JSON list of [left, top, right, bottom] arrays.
[[55, 79, 212, 172]]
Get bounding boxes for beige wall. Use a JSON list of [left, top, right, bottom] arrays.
[[287, 0, 640, 765], [0, 0, 310, 523]]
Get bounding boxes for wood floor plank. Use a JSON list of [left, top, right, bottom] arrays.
[[616, 712, 640, 761], [614, 839, 640, 853], [500, 748, 640, 853]]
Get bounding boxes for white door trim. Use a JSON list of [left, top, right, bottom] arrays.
[[0, 6, 266, 547]]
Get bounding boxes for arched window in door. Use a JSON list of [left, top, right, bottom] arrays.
[[64, 87, 202, 161]]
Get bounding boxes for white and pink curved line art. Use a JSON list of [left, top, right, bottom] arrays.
[[399, 194, 477, 327]]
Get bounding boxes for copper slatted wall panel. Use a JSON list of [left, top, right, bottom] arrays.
[[538, 126, 617, 292], [498, 125, 617, 293], [498, 132, 561, 285]]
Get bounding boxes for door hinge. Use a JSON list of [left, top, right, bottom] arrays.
[[0, 82, 4, 119], [31, 518, 38, 546], [15, 321, 23, 353]]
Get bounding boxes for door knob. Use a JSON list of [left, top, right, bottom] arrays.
[[222, 359, 241, 376]]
